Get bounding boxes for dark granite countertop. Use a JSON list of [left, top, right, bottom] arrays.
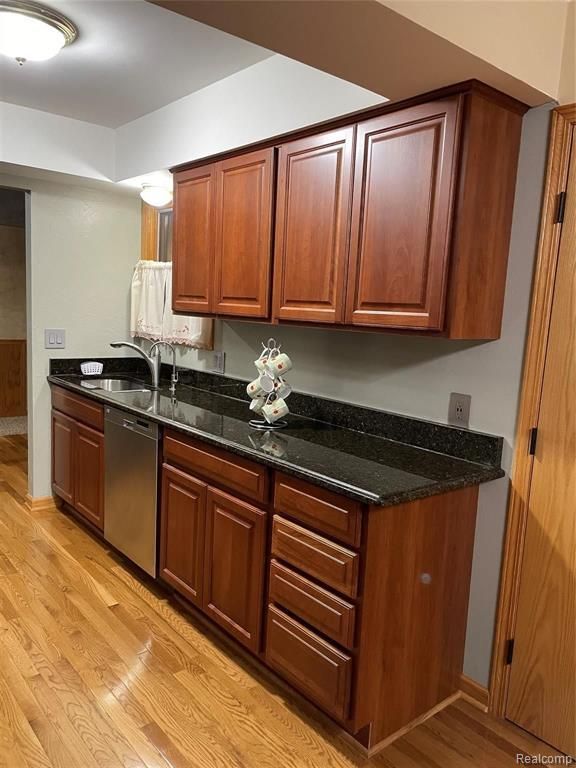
[[47, 370, 504, 507]]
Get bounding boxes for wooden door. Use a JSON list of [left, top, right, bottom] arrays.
[[74, 423, 104, 530], [172, 163, 216, 314], [346, 98, 459, 329], [51, 410, 75, 504], [0, 340, 26, 417], [273, 127, 354, 323], [203, 487, 266, 652], [506, 151, 576, 756], [213, 149, 274, 317], [160, 465, 207, 607]]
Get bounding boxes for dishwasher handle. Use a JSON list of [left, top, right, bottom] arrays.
[[105, 406, 159, 440]]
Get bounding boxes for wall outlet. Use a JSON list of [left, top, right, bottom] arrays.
[[448, 392, 471, 428], [212, 351, 226, 374], [44, 329, 66, 349]]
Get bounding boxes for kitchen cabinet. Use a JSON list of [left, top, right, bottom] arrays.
[[273, 128, 354, 323], [50, 386, 104, 530], [160, 433, 268, 653], [173, 148, 274, 318], [74, 423, 105, 529], [346, 99, 458, 329], [172, 82, 524, 339], [173, 163, 216, 314], [203, 487, 266, 652], [160, 464, 207, 608], [51, 410, 75, 505]]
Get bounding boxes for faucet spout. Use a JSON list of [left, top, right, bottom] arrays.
[[150, 341, 179, 394], [110, 341, 161, 389]]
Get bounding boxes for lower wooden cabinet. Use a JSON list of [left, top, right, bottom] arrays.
[[160, 464, 207, 608], [266, 605, 353, 722], [203, 487, 266, 652], [51, 400, 104, 530], [52, 410, 75, 505], [160, 463, 267, 653], [74, 423, 105, 530]]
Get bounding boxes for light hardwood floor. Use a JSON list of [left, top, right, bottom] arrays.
[[0, 434, 562, 768]]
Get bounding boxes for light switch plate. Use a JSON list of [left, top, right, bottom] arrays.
[[44, 329, 66, 349], [448, 392, 471, 428]]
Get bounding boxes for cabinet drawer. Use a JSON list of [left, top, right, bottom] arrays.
[[164, 430, 268, 504], [274, 473, 362, 547], [271, 516, 359, 598], [266, 605, 352, 721], [269, 560, 356, 649], [51, 386, 104, 431]]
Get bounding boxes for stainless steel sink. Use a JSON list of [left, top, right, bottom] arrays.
[[80, 378, 150, 393]]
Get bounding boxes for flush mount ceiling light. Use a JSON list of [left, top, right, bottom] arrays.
[[140, 185, 173, 208], [0, 0, 78, 64]]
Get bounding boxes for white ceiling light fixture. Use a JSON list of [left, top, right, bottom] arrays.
[[0, 0, 78, 65], [140, 184, 173, 208]]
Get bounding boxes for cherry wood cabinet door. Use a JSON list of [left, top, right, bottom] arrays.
[[51, 410, 75, 505], [213, 149, 274, 317], [74, 423, 105, 530], [203, 487, 267, 652], [160, 465, 207, 608], [273, 128, 354, 323], [172, 164, 216, 314], [346, 98, 460, 330]]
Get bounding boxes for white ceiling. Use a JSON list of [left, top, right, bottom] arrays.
[[0, 0, 273, 128]]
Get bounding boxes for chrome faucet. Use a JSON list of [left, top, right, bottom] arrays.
[[110, 341, 161, 389], [150, 341, 179, 395]]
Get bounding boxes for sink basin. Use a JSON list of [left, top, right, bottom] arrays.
[[81, 378, 150, 393]]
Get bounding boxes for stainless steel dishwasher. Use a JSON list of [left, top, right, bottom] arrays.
[[104, 406, 159, 577]]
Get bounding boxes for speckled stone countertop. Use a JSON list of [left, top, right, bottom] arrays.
[[48, 362, 504, 507]]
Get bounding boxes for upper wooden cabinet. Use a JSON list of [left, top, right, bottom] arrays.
[[173, 148, 274, 318], [273, 128, 354, 323], [173, 164, 216, 314], [172, 83, 525, 339], [214, 149, 274, 317], [346, 99, 458, 330]]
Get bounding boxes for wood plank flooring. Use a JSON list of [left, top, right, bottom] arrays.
[[0, 434, 564, 767]]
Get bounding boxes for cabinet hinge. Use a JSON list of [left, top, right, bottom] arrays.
[[505, 638, 515, 666], [555, 191, 567, 224], [529, 427, 538, 456]]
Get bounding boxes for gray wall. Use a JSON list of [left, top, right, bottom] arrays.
[[174, 103, 553, 685], [0, 174, 141, 498]]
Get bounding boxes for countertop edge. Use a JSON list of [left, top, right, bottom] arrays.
[[48, 375, 505, 508]]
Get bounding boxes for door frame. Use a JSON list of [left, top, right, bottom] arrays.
[[490, 104, 576, 717]]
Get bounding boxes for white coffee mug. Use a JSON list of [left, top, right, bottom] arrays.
[[247, 379, 264, 398], [262, 397, 289, 424], [254, 356, 268, 373], [267, 352, 292, 376], [275, 378, 292, 399], [259, 372, 275, 393], [249, 397, 265, 413]]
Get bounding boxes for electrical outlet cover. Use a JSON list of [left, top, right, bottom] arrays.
[[212, 351, 225, 374], [448, 392, 471, 428]]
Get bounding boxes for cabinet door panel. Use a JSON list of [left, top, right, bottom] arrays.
[[52, 410, 75, 504], [160, 465, 207, 607], [347, 99, 459, 329], [74, 423, 104, 530], [214, 149, 274, 318], [204, 487, 266, 652], [273, 128, 354, 323], [173, 164, 216, 314]]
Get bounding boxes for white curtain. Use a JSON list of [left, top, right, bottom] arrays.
[[130, 261, 213, 349]]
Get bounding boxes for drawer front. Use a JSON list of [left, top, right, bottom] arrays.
[[275, 473, 362, 547], [269, 560, 356, 649], [266, 605, 352, 721], [164, 430, 268, 504], [51, 386, 104, 431], [271, 516, 359, 598]]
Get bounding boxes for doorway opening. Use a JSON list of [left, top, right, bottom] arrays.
[[0, 187, 28, 491]]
